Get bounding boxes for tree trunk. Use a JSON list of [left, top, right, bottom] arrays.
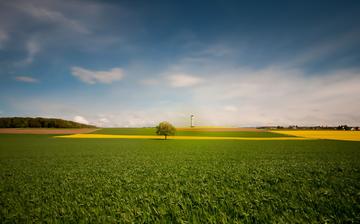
[[165, 135, 167, 140]]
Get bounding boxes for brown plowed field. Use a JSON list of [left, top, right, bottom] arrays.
[[0, 128, 98, 134]]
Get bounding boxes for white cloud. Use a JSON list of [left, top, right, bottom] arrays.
[[73, 115, 89, 125], [15, 76, 39, 83], [167, 73, 203, 87], [93, 117, 111, 127], [191, 67, 360, 126], [71, 66, 125, 84], [9, 65, 360, 127]]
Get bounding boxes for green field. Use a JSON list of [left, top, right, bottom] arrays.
[[93, 128, 292, 137], [1, 131, 360, 223]]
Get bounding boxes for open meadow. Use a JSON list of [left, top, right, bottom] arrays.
[[2, 1, 360, 222], [1, 128, 360, 223]]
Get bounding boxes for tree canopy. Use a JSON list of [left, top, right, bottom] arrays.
[[156, 121, 176, 140], [0, 117, 95, 128]]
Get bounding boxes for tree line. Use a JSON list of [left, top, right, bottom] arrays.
[[0, 117, 96, 128]]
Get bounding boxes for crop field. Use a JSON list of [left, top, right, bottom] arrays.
[[93, 127, 292, 138], [57, 133, 307, 141], [274, 130, 360, 141], [1, 129, 360, 223]]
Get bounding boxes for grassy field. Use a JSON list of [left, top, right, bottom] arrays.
[[1, 131, 360, 223], [93, 128, 291, 137]]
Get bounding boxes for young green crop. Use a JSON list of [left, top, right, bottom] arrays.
[[1, 134, 360, 223], [93, 128, 292, 137]]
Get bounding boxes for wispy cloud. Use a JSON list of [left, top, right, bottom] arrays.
[[167, 73, 203, 87], [71, 66, 125, 84], [16, 3, 90, 34], [288, 28, 360, 68], [1, 0, 116, 67], [12, 38, 41, 66], [23, 39, 40, 64], [15, 76, 39, 83], [191, 66, 360, 126]]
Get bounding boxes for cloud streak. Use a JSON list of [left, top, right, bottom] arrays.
[[167, 73, 203, 87], [15, 76, 39, 83], [71, 66, 125, 84], [13, 1, 90, 34]]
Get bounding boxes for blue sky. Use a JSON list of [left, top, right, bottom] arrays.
[[1, 0, 360, 127]]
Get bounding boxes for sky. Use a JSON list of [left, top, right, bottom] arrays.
[[1, 0, 360, 127]]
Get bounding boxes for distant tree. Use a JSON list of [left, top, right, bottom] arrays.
[[0, 117, 96, 128], [12, 117, 27, 128], [29, 118, 41, 128], [156, 121, 176, 140], [337, 125, 350, 131]]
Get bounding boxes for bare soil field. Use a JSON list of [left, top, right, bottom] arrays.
[[0, 128, 98, 134]]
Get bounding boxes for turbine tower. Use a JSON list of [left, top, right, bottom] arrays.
[[190, 115, 194, 128]]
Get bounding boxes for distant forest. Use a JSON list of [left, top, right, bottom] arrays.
[[0, 117, 95, 128]]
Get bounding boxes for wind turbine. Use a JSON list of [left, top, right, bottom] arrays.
[[190, 115, 194, 128]]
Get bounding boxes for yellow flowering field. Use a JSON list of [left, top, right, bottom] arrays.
[[272, 130, 360, 141]]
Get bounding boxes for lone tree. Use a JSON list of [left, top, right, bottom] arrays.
[[156, 121, 176, 140]]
